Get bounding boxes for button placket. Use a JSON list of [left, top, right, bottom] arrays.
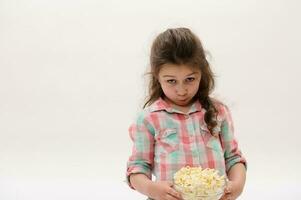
[[185, 115, 200, 162]]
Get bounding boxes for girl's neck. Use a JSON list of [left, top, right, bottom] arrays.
[[174, 105, 191, 114]]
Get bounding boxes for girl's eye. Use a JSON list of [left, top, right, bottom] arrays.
[[167, 79, 176, 84], [186, 77, 195, 82]]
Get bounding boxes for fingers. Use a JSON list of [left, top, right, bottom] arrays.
[[155, 181, 182, 200], [166, 182, 182, 199], [221, 187, 233, 200], [224, 184, 232, 194], [165, 193, 182, 200], [168, 187, 182, 199], [220, 193, 232, 200], [221, 184, 232, 200]]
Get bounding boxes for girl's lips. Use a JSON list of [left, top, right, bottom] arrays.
[[178, 98, 188, 102]]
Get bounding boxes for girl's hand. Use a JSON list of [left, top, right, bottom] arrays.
[[220, 181, 240, 200], [148, 181, 183, 200]]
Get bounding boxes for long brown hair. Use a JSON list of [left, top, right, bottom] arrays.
[[144, 27, 218, 134]]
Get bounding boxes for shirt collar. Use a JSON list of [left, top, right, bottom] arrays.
[[148, 97, 204, 114]]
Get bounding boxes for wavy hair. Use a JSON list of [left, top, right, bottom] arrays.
[[144, 27, 218, 134]]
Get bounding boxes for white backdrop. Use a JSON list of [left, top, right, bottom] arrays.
[[1, 0, 301, 199]]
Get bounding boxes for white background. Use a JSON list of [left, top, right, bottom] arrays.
[[1, 0, 301, 199]]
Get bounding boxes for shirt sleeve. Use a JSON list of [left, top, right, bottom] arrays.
[[219, 105, 247, 173], [126, 112, 155, 189]]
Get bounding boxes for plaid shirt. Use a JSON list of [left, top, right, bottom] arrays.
[[126, 98, 246, 188]]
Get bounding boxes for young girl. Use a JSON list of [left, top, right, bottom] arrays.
[[126, 27, 246, 200]]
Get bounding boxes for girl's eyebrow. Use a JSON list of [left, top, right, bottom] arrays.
[[162, 72, 198, 78], [185, 72, 198, 76], [162, 75, 176, 78]]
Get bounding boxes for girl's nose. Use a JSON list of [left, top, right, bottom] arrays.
[[176, 84, 188, 95]]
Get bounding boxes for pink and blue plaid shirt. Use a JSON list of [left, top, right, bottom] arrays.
[[126, 98, 246, 187]]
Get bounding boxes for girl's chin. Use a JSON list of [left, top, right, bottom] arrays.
[[165, 97, 192, 107]]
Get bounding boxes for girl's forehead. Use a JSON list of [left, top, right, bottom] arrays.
[[158, 63, 200, 76]]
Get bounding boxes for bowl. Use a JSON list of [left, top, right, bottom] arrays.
[[174, 178, 227, 200], [173, 167, 227, 200], [185, 191, 224, 200]]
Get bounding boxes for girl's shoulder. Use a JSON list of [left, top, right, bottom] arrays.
[[210, 97, 232, 120], [211, 97, 226, 110], [133, 105, 158, 123], [133, 98, 169, 125]]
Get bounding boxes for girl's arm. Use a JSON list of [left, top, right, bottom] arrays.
[[218, 104, 247, 199], [224, 163, 246, 199], [130, 173, 182, 200], [129, 174, 153, 197]]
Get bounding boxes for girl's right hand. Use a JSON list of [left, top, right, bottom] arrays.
[[148, 181, 183, 200]]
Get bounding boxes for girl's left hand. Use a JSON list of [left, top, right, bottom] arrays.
[[220, 181, 239, 200]]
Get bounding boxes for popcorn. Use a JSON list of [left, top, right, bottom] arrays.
[[173, 166, 226, 200]]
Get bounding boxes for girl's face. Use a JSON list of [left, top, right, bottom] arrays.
[[158, 63, 201, 108]]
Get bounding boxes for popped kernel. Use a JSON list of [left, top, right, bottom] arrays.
[[173, 166, 226, 200]]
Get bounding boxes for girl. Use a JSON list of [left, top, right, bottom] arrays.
[[126, 27, 246, 200]]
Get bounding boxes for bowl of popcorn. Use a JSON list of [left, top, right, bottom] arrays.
[[173, 166, 227, 200]]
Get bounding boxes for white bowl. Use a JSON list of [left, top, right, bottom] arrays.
[[174, 179, 227, 200]]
